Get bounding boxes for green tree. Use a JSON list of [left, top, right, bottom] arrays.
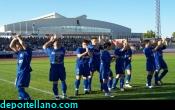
[[144, 30, 156, 38], [172, 32, 175, 38]]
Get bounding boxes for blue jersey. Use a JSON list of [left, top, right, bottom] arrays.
[[124, 49, 132, 64], [154, 46, 167, 70], [88, 44, 101, 64], [16, 47, 32, 88], [44, 47, 66, 81], [76, 47, 90, 65], [143, 47, 155, 71], [114, 48, 125, 74], [44, 47, 65, 64], [75, 47, 90, 76], [124, 49, 132, 70], [115, 48, 125, 64], [154, 46, 166, 60], [16, 47, 32, 73], [100, 50, 112, 66], [143, 47, 155, 63], [88, 44, 102, 72]]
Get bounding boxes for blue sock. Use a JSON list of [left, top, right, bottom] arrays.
[[154, 71, 159, 83], [88, 77, 92, 90], [112, 78, 119, 88], [103, 83, 109, 93], [84, 79, 88, 90], [53, 83, 58, 96], [159, 70, 168, 81], [147, 74, 152, 86], [108, 78, 113, 89], [61, 81, 67, 94], [75, 79, 80, 90], [126, 74, 131, 84], [120, 77, 125, 89], [18, 88, 30, 100]]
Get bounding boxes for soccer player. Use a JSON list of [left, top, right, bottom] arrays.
[[112, 40, 127, 91], [100, 42, 114, 97], [9, 34, 32, 100], [75, 39, 90, 96], [124, 41, 133, 88], [88, 37, 103, 91], [143, 40, 155, 88], [154, 38, 168, 86], [43, 34, 67, 100]]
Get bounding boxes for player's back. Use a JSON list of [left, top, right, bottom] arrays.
[[100, 50, 111, 66], [44, 47, 65, 64], [143, 47, 154, 63], [114, 47, 125, 63]]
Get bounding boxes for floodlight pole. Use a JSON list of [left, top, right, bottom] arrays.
[[155, 0, 161, 38]]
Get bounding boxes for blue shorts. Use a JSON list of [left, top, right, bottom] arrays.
[[76, 63, 90, 77], [16, 72, 31, 88], [115, 62, 125, 74], [89, 62, 100, 73], [49, 64, 66, 81], [146, 62, 155, 72], [100, 64, 112, 80]]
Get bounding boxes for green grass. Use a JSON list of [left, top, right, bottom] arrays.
[[0, 53, 175, 100]]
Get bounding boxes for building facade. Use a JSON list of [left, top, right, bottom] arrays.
[[0, 12, 131, 39]]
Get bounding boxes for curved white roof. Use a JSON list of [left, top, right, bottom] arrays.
[[31, 12, 66, 20]]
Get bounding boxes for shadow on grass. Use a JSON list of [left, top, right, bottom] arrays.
[[74, 83, 175, 100]]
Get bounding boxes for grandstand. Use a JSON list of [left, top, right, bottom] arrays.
[[1, 12, 173, 58], [0, 12, 131, 39]]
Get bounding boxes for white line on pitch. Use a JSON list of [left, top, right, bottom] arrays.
[[117, 91, 173, 96], [0, 78, 53, 95]]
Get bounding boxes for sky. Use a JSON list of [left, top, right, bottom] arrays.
[[0, 0, 174, 37]]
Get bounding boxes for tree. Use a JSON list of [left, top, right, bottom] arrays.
[[144, 30, 156, 38], [172, 32, 175, 38]]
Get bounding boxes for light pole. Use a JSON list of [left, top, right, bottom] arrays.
[[155, 0, 161, 38]]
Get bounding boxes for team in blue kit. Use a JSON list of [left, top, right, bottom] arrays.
[[74, 39, 90, 96], [9, 33, 170, 99], [9, 34, 32, 100], [143, 38, 168, 88], [43, 34, 67, 100], [153, 38, 168, 86]]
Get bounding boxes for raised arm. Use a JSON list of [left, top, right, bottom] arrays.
[[43, 36, 55, 49], [98, 36, 105, 45], [162, 38, 168, 46], [16, 35, 27, 50], [77, 48, 89, 58], [85, 47, 91, 57], [153, 40, 162, 51], [9, 37, 18, 52]]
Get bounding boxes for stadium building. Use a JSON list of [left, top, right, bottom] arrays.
[[0, 12, 131, 39]]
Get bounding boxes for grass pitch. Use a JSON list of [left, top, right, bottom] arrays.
[[0, 53, 175, 100]]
